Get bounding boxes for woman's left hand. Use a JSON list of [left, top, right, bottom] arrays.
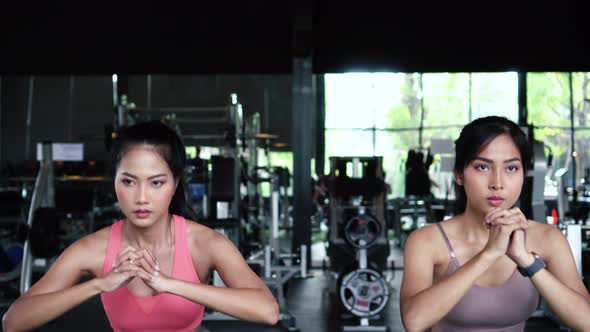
[[138, 269, 174, 293], [485, 207, 533, 266], [507, 228, 533, 266]]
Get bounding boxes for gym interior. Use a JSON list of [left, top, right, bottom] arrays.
[[0, 3, 589, 332]]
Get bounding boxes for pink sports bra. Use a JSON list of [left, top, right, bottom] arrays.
[[100, 215, 204, 332]]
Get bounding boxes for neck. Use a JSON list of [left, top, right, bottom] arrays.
[[458, 205, 490, 243], [124, 214, 174, 252]]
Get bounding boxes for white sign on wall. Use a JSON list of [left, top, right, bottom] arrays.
[[36, 143, 84, 161]]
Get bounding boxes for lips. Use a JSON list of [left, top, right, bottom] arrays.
[[134, 209, 152, 218], [487, 196, 504, 207]]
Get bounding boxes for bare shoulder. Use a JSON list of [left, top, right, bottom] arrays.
[[68, 226, 111, 275], [401, 223, 448, 296], [184, 219, 233, 265], [527, 220, 562, 240], [83, 225, 111, 248], [406, 223, 440, 243], [19, 226, 112, 296], [184, 219, 239, 274], [33, 225, 111, 282], [526, 220, 565, 255], [405, 222, 447, 262], [185, 219, 225, 248]]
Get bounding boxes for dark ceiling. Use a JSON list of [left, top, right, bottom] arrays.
[[1, 1, 588, 74]]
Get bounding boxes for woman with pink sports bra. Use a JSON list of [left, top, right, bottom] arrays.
[[3, 120, 279, 332], [400, 116, 590, 332]]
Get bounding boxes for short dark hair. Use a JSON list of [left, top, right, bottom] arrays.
[[453, 116, 530, 214], [111, 120, 196, 220]]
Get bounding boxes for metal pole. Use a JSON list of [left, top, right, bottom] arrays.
[[67, 76, 75, 141], [264, 245, 272, 278], [147, 74, 152, 109], [0, 76, 2, 164], [20, 142, 53, 294], [43, 142, 56, 208], [300, 244, 307, 278], [315, 75, 326, 176], [263, 86, 269, 134], [112, 74, 120, 129], [569, 73, 576, 191], [231, 96, 242, 222], [359, 242, 367, 269], [25, 76, 35, 160], [372, 80, 377, 156], [292, 58, 314, 261], [418, 74, 425, 149], [271, 173, 280, 259], [469, 72, 473, 122], [112, 74, 118, 108], [518, 72, 528, 126]]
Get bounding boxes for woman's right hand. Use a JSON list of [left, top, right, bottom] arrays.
[[482, 207, 528, 261]]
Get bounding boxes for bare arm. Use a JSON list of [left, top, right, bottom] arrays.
[[400, 227, 497, 332], [142, 230, 279, 325], [166, 279, 278, 325], [526, 227, 590, 331], [2, 237, 101, 332], [2, 230, 144, 332]]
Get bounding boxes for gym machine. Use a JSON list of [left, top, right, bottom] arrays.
[[240, 111, 292, 251], [326, 157, 391, 331], [15, 142, 108, 295], [239, 114, 304, 331], [545, 171, 590, 328], [519, 125, 550, 224], [246, 168, 307, 332], [327, 157, 389, 270], [19, 142, 59, 294]]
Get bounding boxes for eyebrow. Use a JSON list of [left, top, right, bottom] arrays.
[[474, 157, 521, 163], [121, 172, 168, 180]]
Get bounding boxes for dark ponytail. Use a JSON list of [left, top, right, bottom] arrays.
[[111, 120, 197, 221], [453, 116, 530, 215], [169, 181, 197, 220]]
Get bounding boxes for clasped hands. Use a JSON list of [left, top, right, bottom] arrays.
[[99, 246, 171, 293], [483, 207, 535, 268]]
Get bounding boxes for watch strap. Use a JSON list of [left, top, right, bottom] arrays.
[[517, 252, 546, 278]]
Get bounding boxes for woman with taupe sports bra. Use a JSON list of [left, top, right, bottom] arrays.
[[400, 116, 590, 332]]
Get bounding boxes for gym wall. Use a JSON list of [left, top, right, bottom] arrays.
[[0, 75, 293, 167]]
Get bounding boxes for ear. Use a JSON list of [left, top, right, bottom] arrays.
[[454, 172, 463, 186]]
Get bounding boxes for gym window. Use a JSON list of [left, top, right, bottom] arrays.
[[527, 72, 590, 191], [324, 72, 518, 199]]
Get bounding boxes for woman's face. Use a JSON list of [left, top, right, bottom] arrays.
[[458, 133, 524, 216], [114, 144, 177, 227]]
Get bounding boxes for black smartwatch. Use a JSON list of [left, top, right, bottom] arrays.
[[517, 252, 546, 278]]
